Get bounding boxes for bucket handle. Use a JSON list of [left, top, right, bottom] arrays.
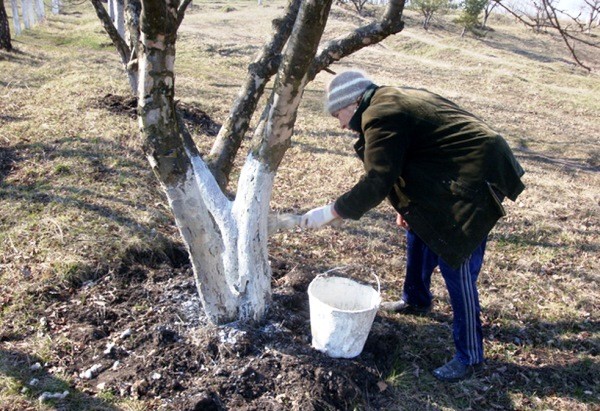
[[319, 267, 380, 295]]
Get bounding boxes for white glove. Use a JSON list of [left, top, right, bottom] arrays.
[[300, 203, 338, 229]]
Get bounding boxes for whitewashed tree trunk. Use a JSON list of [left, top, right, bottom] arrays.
[[22, 0, 33, 29], [108, 0, 115, 20], [51, 0, 60, 14], [11, 0, 21, 36], [94, 0, 404, 324], [137, 0, 334, 324], [34, 0, 44, 22], [114, 0, 125, 40]]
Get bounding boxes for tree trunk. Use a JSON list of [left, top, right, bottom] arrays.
[[138, 0, 334, 325], [89, 0, 137, 92], [108, 0, 114, 20], [114, 0, 125, 40], [51, 0, 59, 14], [22, 0, 33, 29], [0, 0, 12, 51], [98, 0, 405, 325], [10, 0, 19, 36], [34, 0, 44, 23]]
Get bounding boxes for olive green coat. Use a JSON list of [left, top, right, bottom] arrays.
[[334, 85, 525, 268]]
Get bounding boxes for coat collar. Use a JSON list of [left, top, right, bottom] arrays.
[[348, 84, 378, 133]]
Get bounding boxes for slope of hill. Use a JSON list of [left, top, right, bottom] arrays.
[[1, 1, 598, 410]]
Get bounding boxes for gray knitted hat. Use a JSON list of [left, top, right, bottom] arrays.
[[326, 70, 374, 115]]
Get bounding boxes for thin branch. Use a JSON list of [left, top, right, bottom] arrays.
[[89, 0, 131, 66], [176, 0, 192, 30], [542, 0, 591, 71], [309, 0, 405, 79], [493, 0, 596, 71]]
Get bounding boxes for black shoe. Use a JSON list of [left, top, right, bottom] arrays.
[[380, 299, 432, 315], [432, 358, 480, 382]]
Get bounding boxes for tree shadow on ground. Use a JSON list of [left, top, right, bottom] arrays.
[[481, 32, 575, 66], [0, 349, 119, 410], [0, 47, 46, 65], [516, 147, 599, 173], [377, 307, 598, 409], [292, 133, 359, 158]]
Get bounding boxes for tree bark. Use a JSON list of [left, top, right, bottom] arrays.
[[208, 0, 405, 190], [0, 0, 12, 51], [309, 0, 404, 82], [252, 0, 334, 170], [115, 0, 125, 40], [34, 0, 44, 23]]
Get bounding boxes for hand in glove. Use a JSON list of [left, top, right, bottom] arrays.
[[300, 203, 340, 229]]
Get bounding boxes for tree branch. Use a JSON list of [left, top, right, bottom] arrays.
[[493, 0, 596, 71], [90, 0, 131, 66], [206, 0, 302, 189], [542, 0, 591, 71], [176, 0, 192, 30], [308, 0, 405, 79]]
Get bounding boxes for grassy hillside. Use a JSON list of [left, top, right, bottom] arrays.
[[1, 1, 598, 410]]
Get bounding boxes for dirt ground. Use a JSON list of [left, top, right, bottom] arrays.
[[1, 2, 598, 410], [0, 96, 401, 410], [20, 252, 404, 410]]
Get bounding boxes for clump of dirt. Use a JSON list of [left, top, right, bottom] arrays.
[[41, 253, 402, 410], [93, 94, 221, 136]]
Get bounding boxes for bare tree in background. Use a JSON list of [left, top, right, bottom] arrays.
[[494, 0, 599, 71], [338, 0, 371, 15], [411, 0, 449, 30], [92, 0, 406, 324], [482, 0, 499, 28], [9, 0, 19, 35], [583, 0, 600, 33]]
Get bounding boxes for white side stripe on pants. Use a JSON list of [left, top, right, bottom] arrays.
[[460, 258, 480, 365]]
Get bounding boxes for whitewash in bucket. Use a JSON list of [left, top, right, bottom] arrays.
[[308, 274, 381, 358]]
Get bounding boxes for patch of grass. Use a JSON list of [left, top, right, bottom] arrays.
[[1, 1, 599, 410]]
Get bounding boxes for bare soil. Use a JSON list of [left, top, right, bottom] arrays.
[[1, 2, 598, 410], [21, 252, 402, 410]]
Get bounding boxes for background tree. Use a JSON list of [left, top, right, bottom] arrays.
[[583, 0, 600, 33], [34, 0, 45, 23], [411, 0, 449, 29], [0, 0, 12, 51], [481, 0, 498, 28], [456, 0, 488, 35], [494, 0, 599, 71], [9, 0, 20, 36], [94, 0, 405, 324]]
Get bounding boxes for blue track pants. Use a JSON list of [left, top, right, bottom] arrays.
[[402, 230, 486, 366]]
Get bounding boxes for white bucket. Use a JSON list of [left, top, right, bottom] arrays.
[[308, 274, 381, 358]]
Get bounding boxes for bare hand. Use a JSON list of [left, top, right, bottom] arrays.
[[396, 213, 410, 230]]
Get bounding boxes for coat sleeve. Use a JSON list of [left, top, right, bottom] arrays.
[[334, 113, 412, 220]]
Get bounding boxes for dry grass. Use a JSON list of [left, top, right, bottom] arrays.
[[1, 0, 599, 409]]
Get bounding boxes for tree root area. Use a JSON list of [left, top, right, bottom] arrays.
[[39, 256, 403, 410], [93, 94, 221, 136]]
